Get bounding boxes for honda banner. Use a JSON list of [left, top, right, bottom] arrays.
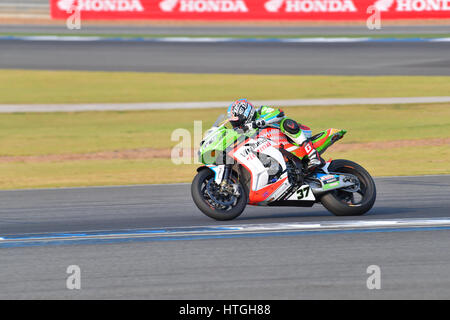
[[51, 0, 450, 20]]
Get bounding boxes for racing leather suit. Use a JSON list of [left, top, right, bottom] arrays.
[[252, 106, 324, 171]]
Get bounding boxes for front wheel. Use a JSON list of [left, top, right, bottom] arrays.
[[320, 159, 376, 216], [191, 168, 248, 221]]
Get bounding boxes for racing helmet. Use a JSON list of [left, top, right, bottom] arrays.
[[227, 99, 256, 128]]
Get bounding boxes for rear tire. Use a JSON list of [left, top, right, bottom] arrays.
[[191, 168, 247, 221], [320, 159, 376, 216]]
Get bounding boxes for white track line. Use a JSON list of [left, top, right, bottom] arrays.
[[2, 96, 450, 113], [225, 218, 450, 233], [1, 35, 446, 43], [1, 218, 450, 244], [431, 38, 450, 42]]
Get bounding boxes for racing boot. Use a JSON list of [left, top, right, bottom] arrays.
[[302, 140, 324, 172]]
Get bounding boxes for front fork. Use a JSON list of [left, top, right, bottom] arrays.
[[207, 164, 226, 184], [207, 164, 240, 196], [222, 165, 232, 184]]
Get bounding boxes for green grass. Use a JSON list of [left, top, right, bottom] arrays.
[[1, 70, 450, 104], [329, 145, 450, 177], [1, 69, 449, 189], [0, 144, 448, 190], [1, 104, 449, 156], [0, 104, 449, 189], [1, 144, 448, 190]]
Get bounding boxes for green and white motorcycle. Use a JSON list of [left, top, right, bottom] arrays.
[[191, 115, 376, 221]]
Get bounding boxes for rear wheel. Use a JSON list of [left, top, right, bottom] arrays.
[[320, 159, 376, 216], [191, 168, 247, 221]]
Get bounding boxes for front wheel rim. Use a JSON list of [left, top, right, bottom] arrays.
[[200, 176, 242, 212]]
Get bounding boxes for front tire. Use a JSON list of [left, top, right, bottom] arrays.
[[191, 168, 247, 221], [320, 159, 376, 216]]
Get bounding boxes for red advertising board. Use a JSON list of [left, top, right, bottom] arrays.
[[50, 0, 450, 21]]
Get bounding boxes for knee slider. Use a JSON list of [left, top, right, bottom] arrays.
[[282, 119, 300, 135]]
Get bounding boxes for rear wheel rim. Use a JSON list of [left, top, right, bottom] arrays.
[[331, 167, 369, 207]]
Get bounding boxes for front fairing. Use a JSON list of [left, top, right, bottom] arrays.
[[199, 115, 256, 164]]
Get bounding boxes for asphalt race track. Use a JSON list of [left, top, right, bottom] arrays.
[[0, 175, 449, 299], [1, 176, 450, 235], [1, 39, 450, 75]]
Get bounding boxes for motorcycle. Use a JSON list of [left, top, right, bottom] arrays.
[[191, 114, 376, 221]]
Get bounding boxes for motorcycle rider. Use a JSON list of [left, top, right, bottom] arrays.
[[227, 98, 324, 172]]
